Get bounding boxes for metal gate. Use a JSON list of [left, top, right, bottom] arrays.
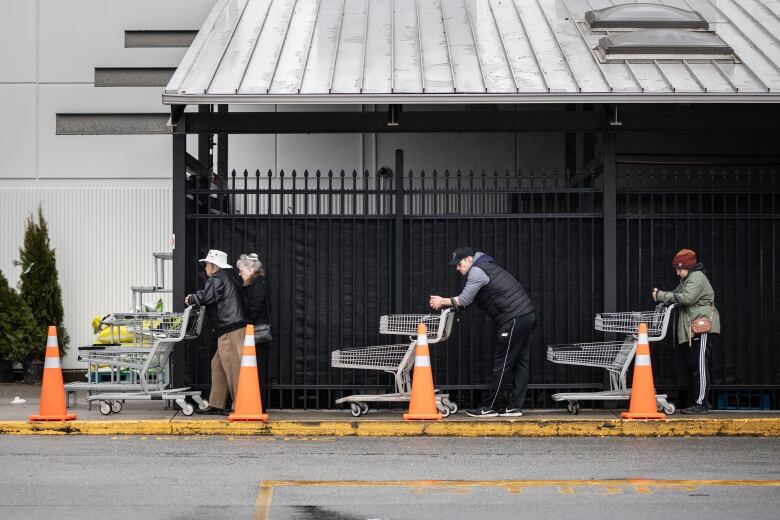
[[179, 152, 779, 409]]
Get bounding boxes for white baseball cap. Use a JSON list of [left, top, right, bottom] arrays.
[[199, 249, 232, 269]]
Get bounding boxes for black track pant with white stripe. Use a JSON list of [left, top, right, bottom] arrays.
[[480, 312, 536, 411], [677, 333, 718, 407]]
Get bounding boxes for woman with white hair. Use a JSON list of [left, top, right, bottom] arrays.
[[237, 253, 271, 410]]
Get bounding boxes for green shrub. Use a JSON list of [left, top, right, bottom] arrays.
[[15, 206, 69, 358], [0, 270, 40, 363]]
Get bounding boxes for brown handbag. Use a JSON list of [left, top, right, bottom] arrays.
[[691, 317, 711, 334], [689, 303, 715, 335]]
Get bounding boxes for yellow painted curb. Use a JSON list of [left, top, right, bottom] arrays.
[[0, 418, 778, 436]]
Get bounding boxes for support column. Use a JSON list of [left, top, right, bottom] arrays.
[[217, 104, 229, 179], [602, 131, 617, 313], [394, 149, 404, 313], [172, 131, 187, 312], [172, 113, 187, 387], [198, 105, 214, 186]]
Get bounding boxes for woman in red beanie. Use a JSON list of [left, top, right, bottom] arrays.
[[652, 249, 720, 414]]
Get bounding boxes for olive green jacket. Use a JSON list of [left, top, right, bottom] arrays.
[[656, 268, 720, 345]]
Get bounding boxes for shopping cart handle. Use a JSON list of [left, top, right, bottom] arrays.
[[548, 345, 583, 352]]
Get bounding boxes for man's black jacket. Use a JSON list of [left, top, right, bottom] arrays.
[[188, 269, 246, 336]]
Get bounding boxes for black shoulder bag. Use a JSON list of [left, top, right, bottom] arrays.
[[253, 285, 273, 344]]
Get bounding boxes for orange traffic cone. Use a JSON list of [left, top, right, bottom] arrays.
[[621, 322, 665, 420], [29, 326, 76, 421], [403, 323, 442, 421], [229, 324, 268, 422]]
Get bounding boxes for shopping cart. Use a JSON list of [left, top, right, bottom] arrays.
[[332, 308, 458, 417], [546, 303, 676, 415], [65, 306, 208, 416]]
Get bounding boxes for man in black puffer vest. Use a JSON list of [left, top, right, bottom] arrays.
[[430, 246, 536, 417]]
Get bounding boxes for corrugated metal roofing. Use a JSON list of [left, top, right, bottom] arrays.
[[163, 0, 780, 104]]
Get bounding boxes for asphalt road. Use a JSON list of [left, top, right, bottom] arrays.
[[0, 436, 778, 520]]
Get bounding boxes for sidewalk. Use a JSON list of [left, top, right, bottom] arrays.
[[1, 384, 778, 437]]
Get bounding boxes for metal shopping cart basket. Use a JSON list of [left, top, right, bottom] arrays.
[[546, 304, 676, 415], [66, 306, 208, 416], [595, 303, 675, 339], [331, 308, 458, 417]]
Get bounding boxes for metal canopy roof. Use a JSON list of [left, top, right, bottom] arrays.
[[164, 0, 780, 104]]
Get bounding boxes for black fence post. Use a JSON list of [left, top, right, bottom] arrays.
[[198, 105, 213, 185], [602, 131, 617, 313], [217, 104, 228, 180], [172, 125, 187, 387], [394, 149, 404, 313]]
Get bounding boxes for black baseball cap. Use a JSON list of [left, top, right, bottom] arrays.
[[449, 246, 476, 265]]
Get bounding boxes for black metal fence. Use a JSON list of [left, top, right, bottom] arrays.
[[180, 159, 779, 409], [615, 166, 779, 394]]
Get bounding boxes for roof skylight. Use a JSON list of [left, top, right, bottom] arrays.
[[597, 29, 733, 59], [586, 3, 708, 30]]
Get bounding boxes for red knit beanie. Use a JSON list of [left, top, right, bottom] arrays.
[[672, 249, 697, 269]]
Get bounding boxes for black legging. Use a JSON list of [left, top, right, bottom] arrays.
[[256, 344, 270, 411]]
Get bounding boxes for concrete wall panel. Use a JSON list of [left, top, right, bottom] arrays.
[[0, 0, 37, 82], [39, 0, 215, 83], [0, 85, 37, 178]]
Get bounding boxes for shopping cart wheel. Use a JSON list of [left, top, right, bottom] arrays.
[[99, 401, 111, 416], [350, 403, 362, 417], [441, 398, 458, 414], [436, 402, 451, 418], [359, 402, 369, 415], [567, 401, 580, 415], [110, 400, 123, 414], [662, 403, 676, 415], [180, 403, 194, 416]]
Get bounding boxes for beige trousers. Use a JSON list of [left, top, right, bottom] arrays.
[[208, 327, 245, 409]]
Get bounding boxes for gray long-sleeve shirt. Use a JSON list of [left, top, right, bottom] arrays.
[[457, 252, 489, 306]]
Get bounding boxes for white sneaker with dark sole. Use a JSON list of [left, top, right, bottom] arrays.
[[499, 408, 523, 417]]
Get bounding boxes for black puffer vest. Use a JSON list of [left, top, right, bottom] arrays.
[[472, 257, 535, 325]]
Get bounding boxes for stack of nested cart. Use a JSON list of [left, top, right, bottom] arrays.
[[68, 305, 208, 416], [65, 252, 206, 416]]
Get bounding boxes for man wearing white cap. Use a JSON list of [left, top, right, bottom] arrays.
[[185, 249, 246, 415]]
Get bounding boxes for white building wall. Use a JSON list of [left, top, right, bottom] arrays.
[[0, 186, 172, 369]]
